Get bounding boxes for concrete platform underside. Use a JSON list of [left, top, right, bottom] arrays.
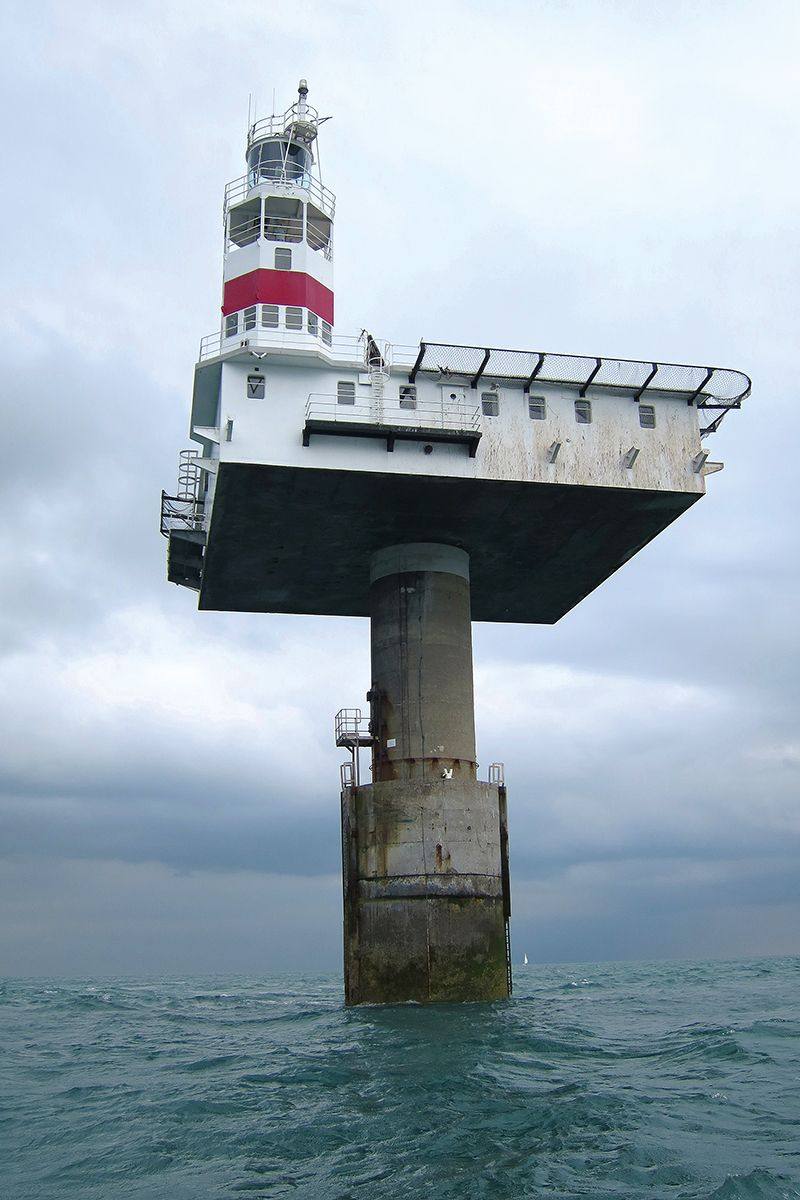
[[199, 462, 699, 622], [342, 780, 511, 1005]]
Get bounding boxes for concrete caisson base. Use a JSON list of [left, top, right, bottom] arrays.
[[342, 778, 511, 1005]]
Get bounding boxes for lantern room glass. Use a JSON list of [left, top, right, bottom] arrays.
[[248, 139, 312, 187]]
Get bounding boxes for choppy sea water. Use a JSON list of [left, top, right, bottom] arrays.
[[1, 958, 799, 1199]]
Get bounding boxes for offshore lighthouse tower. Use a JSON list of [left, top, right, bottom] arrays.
[[161, 82, 750, 1005]]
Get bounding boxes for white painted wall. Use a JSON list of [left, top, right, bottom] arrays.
[[196, 353, 705, 497], [222, 238, 334, 290]]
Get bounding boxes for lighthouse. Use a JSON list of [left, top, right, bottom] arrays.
[[161, 82, 750, 1004]]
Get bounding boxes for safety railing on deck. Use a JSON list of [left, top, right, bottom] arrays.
[[263, 215, 304, 243], [305, 393, 481, 432], [198, 323, 420, 368], [160, 493, 204, 538], [407, 342, 751, 434], [335, 709, 373, 748], [247, 102, 321, 146], [199, 327, 366, 363], [224, 169, 335, 220], [226, 213, 333, 258]]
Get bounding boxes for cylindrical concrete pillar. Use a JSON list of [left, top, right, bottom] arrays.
[[340, 543, 511, 1006], [368, 543, 476, 782]]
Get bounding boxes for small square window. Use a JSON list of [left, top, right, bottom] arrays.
[[225, 313, 238, 337], [399, 385, 417, 410], [307, 311, 319, 336], [243, 305, 257, 331], [337, 381, 356, 405], [639, 404, 656, 429], [481, 392, 499, 417], [247, 373, 265, 399], [575, 399, 592, 424], [285, 306, 303, 330], [261, 304, 279, 329], [321, 320, 332, 346], [274, 247, 292, 270], [528, 396, 546, 420]]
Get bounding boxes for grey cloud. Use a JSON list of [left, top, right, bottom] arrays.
[[1, 0, 799, 972]]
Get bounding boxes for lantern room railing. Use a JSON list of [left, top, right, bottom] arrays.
[[224, 169, 335, 221]]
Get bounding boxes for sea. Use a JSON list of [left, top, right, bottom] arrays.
[[1, 957, 798, 1199]]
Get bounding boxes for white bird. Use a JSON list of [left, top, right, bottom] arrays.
[[441, 767, 453, 779]]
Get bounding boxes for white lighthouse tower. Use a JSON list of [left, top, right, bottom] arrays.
[[222, 80, 335, 352], [161, 82, 750, 1004]]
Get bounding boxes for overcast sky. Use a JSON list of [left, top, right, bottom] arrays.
[[1, 0, 798, 976]]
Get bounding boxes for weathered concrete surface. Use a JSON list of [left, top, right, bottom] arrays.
[[342, 779, 510, 1005], [342, 544, 511, 1005], [369, 545, 476, 782]]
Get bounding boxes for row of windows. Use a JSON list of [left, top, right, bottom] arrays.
[[480, 392, 656, 427], [225, 304, 332, 344], [336, 384, 656, 427], [245, 375, 662, 434]]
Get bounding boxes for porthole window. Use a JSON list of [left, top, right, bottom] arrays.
[[225, 313, 238, 337], [243, 305, 257, 332], [399, 385, 417, 411], [307, 311, 319, 336], [528, 396, 546, 420], [481, 392, 499, 417], [337, 381, 356, 405], [639, 404, 656, 429], [274, 247, 292, 270], [575, 399, 592, 424], [285, 306, 303, 330], [261, 304, 279, 329], [321, 320, 333, 346], [246, 374, 265, 399]]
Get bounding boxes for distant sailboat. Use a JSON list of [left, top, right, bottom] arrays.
[[523, 954, 528, 965]]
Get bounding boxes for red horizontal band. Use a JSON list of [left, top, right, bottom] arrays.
[[222, 269, 334, 324]]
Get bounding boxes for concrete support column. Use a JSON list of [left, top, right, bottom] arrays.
[[368, 543, 476, 782], [341, 543, 511, 1006]]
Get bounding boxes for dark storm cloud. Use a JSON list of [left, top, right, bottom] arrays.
[[1, 0, 799, 972]]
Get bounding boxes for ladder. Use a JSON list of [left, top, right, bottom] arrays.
[[361, 330, 390, 422]]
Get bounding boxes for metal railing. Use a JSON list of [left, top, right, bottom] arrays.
[[198, 320, 420, 368], [226, 213, 333, 258], [247, 102, 322, 148], [199, 326, 364, 363], [306, 393, 481, 432], [407, 342, 751, 434], [263, 215, 304, 243], [224, 169, 335, 220], [227, 215, 261, 247], [161, 449, 205, 538], [489, 762, 505, 787], [160, 492, 204, 538], [335, 708, 372, 747], [306, 223, 332, 255]]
